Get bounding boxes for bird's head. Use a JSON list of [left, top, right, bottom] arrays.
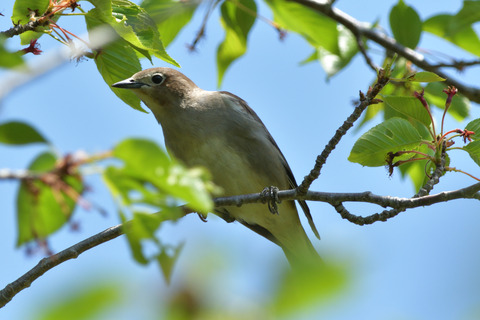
[[112, 67, 199, 115]]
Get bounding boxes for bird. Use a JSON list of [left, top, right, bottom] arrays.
[[112, 67, 321, 267]]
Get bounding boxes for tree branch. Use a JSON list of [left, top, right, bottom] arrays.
[[0, 224, 124, 308], [430, 59, 480, 70], [2, 170, 479, 308], [331, 141, 449, 225], [0, 20, 43, 38], [297, 68, 389, 194], [289, 0, 480, 104]]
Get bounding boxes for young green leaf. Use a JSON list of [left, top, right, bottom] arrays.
[[273, 262, 347, 316], [0, 121, 48, 145], [156, 243, 184, 284], [463, 140, 480, 167], [382, 95, 432, 128], [317, 25, 359, 78], [87, 0, 179, 66], [424, 3, 480, 57], [406, 71, 445, 83], [0, 38, 24, 68], [104, 138, 214, 214], [217, 0, 256, 87], [36, 282, 122, 320], [349, 117, 423, 167], [266, 0, 339, 54], [16, 152, 83, 246], [12, 0, 51, 45], [389, 0, 422, 49], [140, 0, 199, 47], [85, 11, 145, 112], [397, 142, 436, 191]]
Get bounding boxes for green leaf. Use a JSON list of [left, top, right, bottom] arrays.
[[299, 50, 318, 65], [266, 0, 339, 54], [119, 210, 148, 264], [317, 25, 358, 78], [85, 10, 145, 112], [12, 0, 51, 45], [217, 0, 256, 87], [396, 141, 436, 191], [37, 282, 122, 320], [435, 1, 480, 36], [0, 121, 48, 145], [16, 152, 83, 246], [156, 243, 184, 284], [406, 71, 445, 83], [424, 1, 480, 57], [140, 0, 199, 47], [12, 0, 49, 25], [424, 82, 470, 121], [87, 0, 179, 66], [104, 138, 214, 214], [86, 0, 112, 17], [349, 117, 423, 167], [273, 262, 347, 315], [382, 95, 432, 128], [120, 208, 184, 268], [0, 37, 24, 68], [465, 118, 480, 141], [389, 0, 422, 49], [266, 0, 360, 77], [355, 103, 383, 131], [463, 140, 480, 167]]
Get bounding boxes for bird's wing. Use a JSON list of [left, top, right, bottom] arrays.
[[219, 91, 320, 240]]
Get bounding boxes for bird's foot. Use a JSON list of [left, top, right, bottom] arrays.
[[197, 213, 208, 222], [261, 186, 280, 215]]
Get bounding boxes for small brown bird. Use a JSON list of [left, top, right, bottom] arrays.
[[113, 68, 321, 266]]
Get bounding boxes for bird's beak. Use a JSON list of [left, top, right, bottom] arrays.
[[112, 78, 146, 89]]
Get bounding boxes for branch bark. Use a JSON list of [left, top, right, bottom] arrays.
[[2, 179, 480, 308], [289, 0, 480, 104], [0, 20, 43, 38], [297, 68, 389, 194]]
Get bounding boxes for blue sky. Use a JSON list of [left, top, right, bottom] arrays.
[[1, 0, 480, 319]]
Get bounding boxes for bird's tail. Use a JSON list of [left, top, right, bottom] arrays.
[[273, 202, 323, 269], [281, 229, 323, 270]]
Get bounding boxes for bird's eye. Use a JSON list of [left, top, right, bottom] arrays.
[[151, 74, 164, 84]]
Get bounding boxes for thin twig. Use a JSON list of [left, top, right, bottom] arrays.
[[296, 68, 389, 194], [0, 20, 44, 38], [354, 31, 377, 72], [332, 141, 449, 225], [289, 0, 480, 104], [187, 0, 221, 51], [0, 224, 124, 308], [430, 59, 480, 70], [2, 166, 480, 307]]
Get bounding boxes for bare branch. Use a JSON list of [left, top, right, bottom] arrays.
[[0, 169, 43, 180], [331, 142, 449, 225], [2, 168, 480, 308], [187, 0, 222, 51], [0, 20, 44, 38], [297, 69, 389, 194], [289, 0, 480, 104], [430, 59, 480, 70], [353, 30, 378, 72], [0, 224, 124, 308]]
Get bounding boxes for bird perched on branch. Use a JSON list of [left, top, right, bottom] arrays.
[[113, 67, 321, 267]]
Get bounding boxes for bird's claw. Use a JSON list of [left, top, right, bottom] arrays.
[[261, 186, 280, 215], [197, 213, 208, 222]]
